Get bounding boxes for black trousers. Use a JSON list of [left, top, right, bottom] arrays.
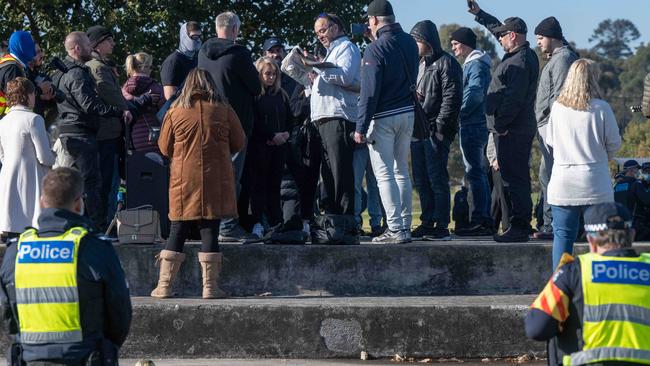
[[248, 142, 285, 226], [496, 132, 534, 230], [317, 119, 355, 216], [490, 167, 511, 232], [61, 135, 104, 230], [165, 220, 221, 253]]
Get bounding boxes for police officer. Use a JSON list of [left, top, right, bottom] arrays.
[[613, 160, 650, 214], [0, 167, 132, 366], [524, 202, 650, 366], [634, 162, 650, 241]]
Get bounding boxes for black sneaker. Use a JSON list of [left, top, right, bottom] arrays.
[[411, 223, 436, 239], [493, 226, 530, 243], [218, 225, 263, 244], [455, 223, 495, 237], [369, 226, 385, 238], [423, 227, 451, 241], [372, 229, 410, 244]]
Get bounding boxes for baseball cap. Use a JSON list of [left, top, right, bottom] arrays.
[[262, 37, 283, 52], [583, 202, 633, 232], [623, 159, 641, 170], [493, 17, 528, 35], [365, 0, 394, 17]]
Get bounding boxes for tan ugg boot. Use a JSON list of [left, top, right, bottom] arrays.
[[198, 252, 228, 299], [151, 250, 186, 298]]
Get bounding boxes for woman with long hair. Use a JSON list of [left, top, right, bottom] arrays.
[[151, 68, 245, 299], [546, 59, 621, 268], [246, 57, 293, 238], [122, 52, 165, 153]]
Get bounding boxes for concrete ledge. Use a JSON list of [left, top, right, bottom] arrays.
[[120, 296, 542, 359], [116, 241, 650, 297]]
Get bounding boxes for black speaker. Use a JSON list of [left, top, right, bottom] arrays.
[[125, 151, 170, 238]]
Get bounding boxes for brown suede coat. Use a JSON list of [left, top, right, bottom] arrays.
[[159, 98, 245, 220]]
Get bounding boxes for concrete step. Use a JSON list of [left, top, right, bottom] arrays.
[[115, 295, 542, 359], [121, 358, 546, 365], [117, 241, 650, 297]]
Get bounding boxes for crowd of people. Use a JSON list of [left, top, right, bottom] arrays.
[[0, 0, 648, 364]]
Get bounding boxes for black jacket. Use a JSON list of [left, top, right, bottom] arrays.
[[525, 249, 643, 366], [614, 176, 650, 218], [52, 56, 122, 136], [357, 23, 419, 134], [0, 208, 132, 364], [475, 10, 539, 136], [0, 60, 25, 94], [251, 88, 293, 143], [198, 38, 261, 136], [410, 21, 463, 140]]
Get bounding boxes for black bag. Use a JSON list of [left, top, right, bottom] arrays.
[[452, 186, 471, 231], [265, 216, 309, 244], [395, 45, 430, 140], [311, 214, 360, 245]]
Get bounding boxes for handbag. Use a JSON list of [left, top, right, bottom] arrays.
[[117, 205, 161, 244], [395, 45, 430, 140], [141, 114, 160, 143]]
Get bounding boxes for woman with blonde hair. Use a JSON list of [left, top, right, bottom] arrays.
[[151, 68, 245, 299], [545, 59, 621, 268], [122, 52, 165, 153], [0, 77, 55, 240], [244, 57, 293, 238]]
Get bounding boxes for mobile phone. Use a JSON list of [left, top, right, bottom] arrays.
[[350, 23, 369, 36]]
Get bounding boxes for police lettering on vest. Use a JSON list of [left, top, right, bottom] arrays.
[[17, 241, 75, 264], [592, 261, 650, 285]]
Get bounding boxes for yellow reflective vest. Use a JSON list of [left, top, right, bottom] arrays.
[[563, 252, 650, 365], [15, 227, 87, 344], [0, 54, 23, 115]]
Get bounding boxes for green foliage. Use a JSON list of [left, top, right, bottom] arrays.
[[618, 119, 650, 157], [0, 0, 367, 80], [589, 18, 640, 59]]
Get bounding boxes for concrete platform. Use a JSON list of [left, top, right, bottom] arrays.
[[121, 358, 546, 365], [115, 241, 650, 297], [116, 296, 542, 359]]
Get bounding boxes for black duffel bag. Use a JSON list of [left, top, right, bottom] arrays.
[[265, 216, 309, 245], [311, 214, 360, 245]]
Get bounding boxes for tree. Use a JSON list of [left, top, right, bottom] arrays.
[[589, 18, 640, 59], [0, 0, 367, 80]]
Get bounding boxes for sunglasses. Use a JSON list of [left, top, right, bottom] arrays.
[[189, 34, 202, 41]]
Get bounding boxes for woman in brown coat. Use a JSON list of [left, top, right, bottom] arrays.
[[151, 68, 245, 299]]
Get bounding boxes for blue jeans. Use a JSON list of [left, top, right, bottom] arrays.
[[551, 205, 588, 269], [459, 125, 490, 224], [410, 137, 451, 227], [353, 145, 382, 228], [98, 138, 120, 228], [220, 141, 248, 234]]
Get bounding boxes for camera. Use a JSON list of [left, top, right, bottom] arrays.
[[350, 23, 369, 36]]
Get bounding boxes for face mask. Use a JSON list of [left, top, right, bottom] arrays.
[[642, 174, 650, 181]]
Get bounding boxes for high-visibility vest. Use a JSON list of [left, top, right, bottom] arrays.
[[563, 252, 650, 365], [0, 54, 23, 115], [14, 227, 87, 344]]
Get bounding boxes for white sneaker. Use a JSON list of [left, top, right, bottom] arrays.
[[302, 221, 310, 234], [252, 223, 264, 238]]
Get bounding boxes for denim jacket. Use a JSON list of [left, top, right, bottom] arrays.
[[310, 36, 361, 123]]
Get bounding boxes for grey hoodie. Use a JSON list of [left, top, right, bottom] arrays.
[[535, 46, 578, 128]]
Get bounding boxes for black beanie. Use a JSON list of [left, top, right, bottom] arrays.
[[450, 27, 477, 49], [534, 17, 563, 40], [86, 25, 113, 48]]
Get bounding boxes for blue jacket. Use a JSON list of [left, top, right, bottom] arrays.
[[460, 49, 492, 128], [357, 23, 419, 134]]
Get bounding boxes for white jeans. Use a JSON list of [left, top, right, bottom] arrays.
[[367, 112, 414, 232]]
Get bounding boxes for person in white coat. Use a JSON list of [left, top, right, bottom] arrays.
[[0, 77, 55, 239]]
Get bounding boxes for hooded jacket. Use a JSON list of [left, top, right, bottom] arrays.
[[535, 45, 578, 128], [475, 10, 540, 135], [198, 37, 261, 136], [86, 53, 129, 141], [160, 23, 200, 89], [53, 56, 123, 136], [460, 49, 492, 128], [0, 208, 132, 364], [410, 21, 463, 139], [122, 74, 165, 153]]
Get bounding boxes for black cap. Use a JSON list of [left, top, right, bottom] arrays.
[[366, 0, 394, 17], [642, 162, 650, 171], [492, 17, 527, 35], [263, 37, 283, 52], [450, 27, 477, 49], [623, 159, 641, 170], [534, 16, 563, 40], [86, 25, 113, 48], [584, 202, 632, 232]]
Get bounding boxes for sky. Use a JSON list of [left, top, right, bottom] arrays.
[[392, 0, 650, 54]]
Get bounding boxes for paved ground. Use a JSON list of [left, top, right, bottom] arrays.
[[122, 359, 546, 365]]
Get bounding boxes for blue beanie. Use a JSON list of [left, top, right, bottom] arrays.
[[8, 31, 36, 67]]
